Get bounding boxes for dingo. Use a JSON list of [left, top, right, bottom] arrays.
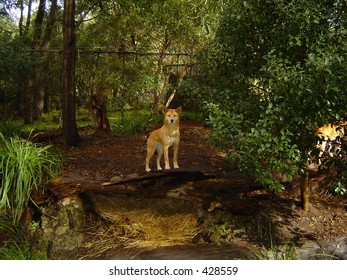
[[145, 106, 182, 172]]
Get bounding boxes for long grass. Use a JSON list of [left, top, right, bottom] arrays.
[[0, 133, 62, 223]]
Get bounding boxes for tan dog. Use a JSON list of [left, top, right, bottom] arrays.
[[145, 106, 182, 172]]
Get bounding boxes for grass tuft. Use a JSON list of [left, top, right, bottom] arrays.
[[0, 134, 63, 223]]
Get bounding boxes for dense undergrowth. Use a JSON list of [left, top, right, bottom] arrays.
[[0, 131, 62, 224], [0, 121, 63, 259]]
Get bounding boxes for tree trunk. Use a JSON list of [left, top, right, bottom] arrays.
[[18, 0, 24, 37], [25, 0, 32, 32], [62, 0, 80, 146], [23, 0, 45, 123], [17, 0, 31, 118], [153, 33, 171, 114], [34, 0, 58, 121], [33, 0, 45, 44], [300, 169, 309, 211], [89, 94, 111, 136], [23, 78, 34, 124]]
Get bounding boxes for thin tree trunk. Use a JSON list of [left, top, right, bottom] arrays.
[[18, 0, 24, 37], [23, 0, 45, 123], [32, 0, 45, 121], [24, 78, 34, 124], [33, 0, 45, 45], [17, 0, 30, 118], [34, 0, 58, 120], [25, 0, 32, 32], [153, 33, 171, 114], [300, 169, 309, 211], [62, 0, 80, 146]]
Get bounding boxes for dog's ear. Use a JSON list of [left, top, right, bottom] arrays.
[[176, 106, 182, 114], [162, 106, 168, 114]]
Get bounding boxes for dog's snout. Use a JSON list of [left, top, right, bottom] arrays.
[[170, 119, 174, 123]]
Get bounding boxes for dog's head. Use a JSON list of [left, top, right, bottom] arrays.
[[162, 106, 182, 125]]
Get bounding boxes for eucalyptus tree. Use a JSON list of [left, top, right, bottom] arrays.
[[205, 0, 347, 209]]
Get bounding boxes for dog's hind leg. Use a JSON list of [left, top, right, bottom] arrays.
[[145, 142, 156, 172], [145, 154, 154, 172]]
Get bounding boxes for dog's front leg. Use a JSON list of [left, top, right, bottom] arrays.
[[156, 144, 163, 170], [173, 143, 179, 169], [163, 145, 170, 170]]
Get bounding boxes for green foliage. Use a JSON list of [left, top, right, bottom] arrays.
[[2, 0, 224, 124], [0, 121, 23, 138], [74, 0, 222, 112], [206, 103, 301, 191], [0, 217, 45, 260], [204, 0, 347, 191], [112, 111, 162, 135], [111, 108, 201, 135], [0, 19, 34, 118], [331, 182, 346, 197], [323, 156, 347, 197], [176, 78, 212, 113], [0, 134, 63, 223], [180, 111, 203, 122], [208, 221, 232, 244], [251, 242, 297, 260]]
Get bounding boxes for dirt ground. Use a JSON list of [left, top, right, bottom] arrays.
[[51, 120, 347, 259], [62, 121, 229, 179]]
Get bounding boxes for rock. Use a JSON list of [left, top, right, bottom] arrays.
[[297, 238, 347, 260], [41, 195, 86, 258]]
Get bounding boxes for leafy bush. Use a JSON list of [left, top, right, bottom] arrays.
[[206, 103, 301, 192], [203, 0, 347, 195], [0, 134, 63, 223], [176, 78, 210, 112]]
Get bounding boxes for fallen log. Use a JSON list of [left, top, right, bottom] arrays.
[[30, 128, 63, 143], [49, 169, 214, 199], [49, 169, 263, 215], [49, 177, 135, 198]]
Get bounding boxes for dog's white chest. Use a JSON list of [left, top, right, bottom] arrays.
[[168, 136, 175, 146]]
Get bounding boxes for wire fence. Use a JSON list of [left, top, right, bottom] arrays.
[[0, 49, 202, 123]]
